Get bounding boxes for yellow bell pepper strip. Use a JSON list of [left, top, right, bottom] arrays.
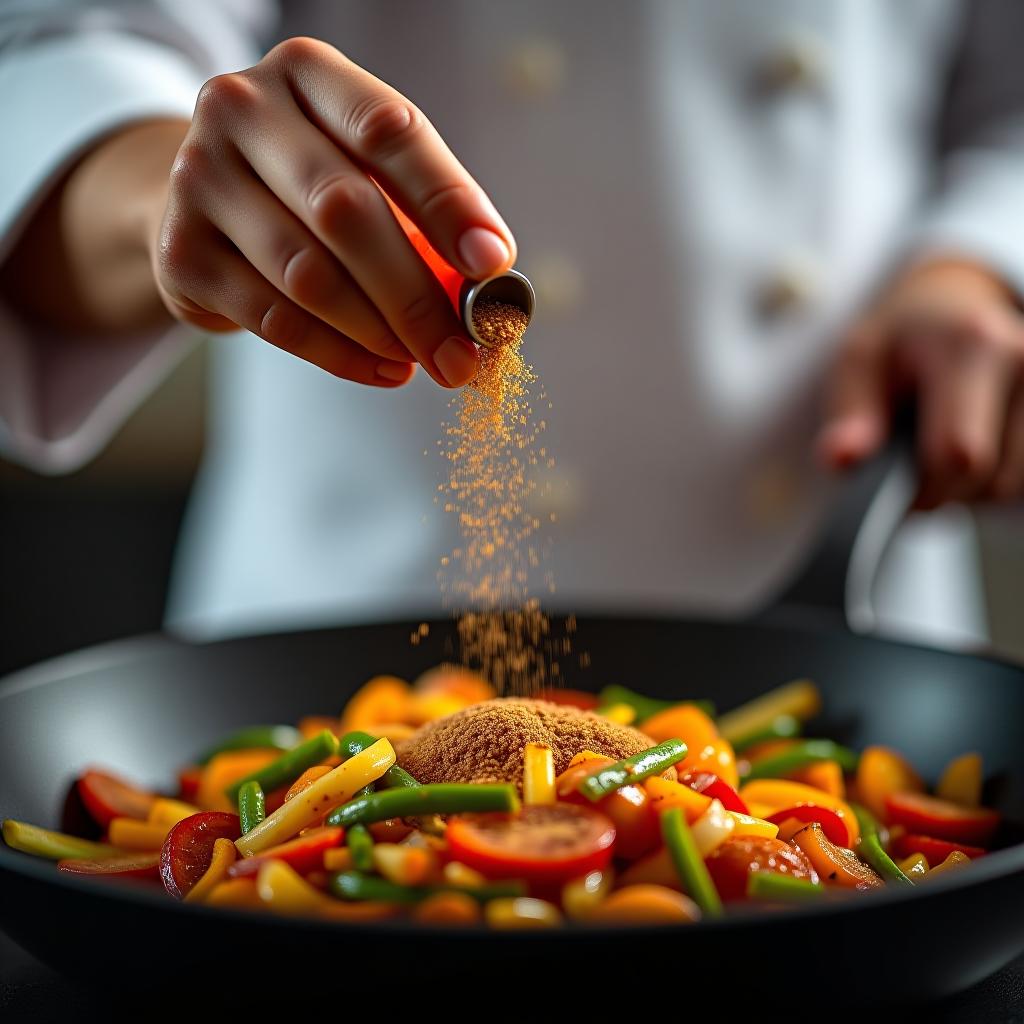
[[690, 799, 736, 857], [920, 850, 971, 880], [236, 737, 395, 856], [898, 853, 929, 878], [2, 819, 120, 861], [747, 871, 825, 902], [576, 739, 688, 802], [196, 725, 301, 766], [855, 746, 924, 821], [595, 703, 637, 725], [204, 877, 263, 910], [731, 714, 802, 753], [329, 870, 525, 904], [644, 776, 714, 823], [147, 798, 200, 828], [738, 779, 860, 845], [727, 811, 779, 840], [443, 860, 488, 888], [717, 679, 822, 747], [107, 817, 170, 851], [326, 782, 519, 829], [661, 806, 724, 917], [937, 752, 983, 807], [485, 897, 563, 929], [743, 740, 858, 781], [184, 837, 237, 903], [237, 780, 265, 835], [372, 842, 437, 886], [587, 884, 701, 925], [561, 869, 614, 920], [338, 730, 421, 789], [225, 729, 338, 802], [596, 685, 716, 722], [523, 742, 556, 806], [852, 804, 914, 886], [257, 859, 337, 915]]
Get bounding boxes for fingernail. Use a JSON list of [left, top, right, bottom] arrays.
[[376, 361, 415, 383], [457, 227, 510, 278], [434, 336, 479, 387]]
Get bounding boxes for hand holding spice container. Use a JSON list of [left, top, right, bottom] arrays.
[[386, 196, 535, 348]]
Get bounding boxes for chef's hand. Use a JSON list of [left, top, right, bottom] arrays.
[[159, 37, 519, 387], [817, 258, 1024, 508]]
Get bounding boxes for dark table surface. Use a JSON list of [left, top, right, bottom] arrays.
[[2, 928, 1023, 1020]]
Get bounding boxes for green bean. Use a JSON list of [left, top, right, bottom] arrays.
[[661, 807, 723, 917], [346, 824, 375, 871], [326, 783, 518, 829], [329, 871, 525, 905], [196, 725, 301, 766], [742, 739, 859, 780], [730, 714, 802, 753], [596, 685, 715, 723], [237, 781, 265, 835], [338, 730, 420, 789], [747, 871, 825, 902], [853, 804, 914, 886], [224, 729, 338, 802], [576, 739, 687, 802]]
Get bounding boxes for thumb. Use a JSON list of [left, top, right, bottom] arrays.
[[816, 322, 891, 472]]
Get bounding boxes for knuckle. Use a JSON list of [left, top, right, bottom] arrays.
[[396, 290, 441, 334], [155, 222, 194, 284], [259, 301, 309, 353], [195, 72, 259, 121], [951, 310, 1009, 355], [268, 35, 328, 67], [281, 247, 332, 306], [306, 174, 376, 234], [419, 180, 471, 219], [168, 141, 214, 193], [347, 95, 423, 158]]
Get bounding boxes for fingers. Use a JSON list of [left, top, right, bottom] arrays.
[[990, 382, 1024, 501], [817, 321, 891, 471], [914, 318, 1015, 509], [156, 226, 415, 387], [268, 37, 516, 280], [194, 147, 413, 362], [231, 96, 478, 385]]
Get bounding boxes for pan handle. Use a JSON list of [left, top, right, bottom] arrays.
[[764, 433, 918, 630]]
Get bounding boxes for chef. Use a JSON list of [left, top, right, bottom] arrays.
[[2, 1, 1023, 648]]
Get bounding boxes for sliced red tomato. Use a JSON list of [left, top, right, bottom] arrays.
[[227, 827, 343, 878], [884, 792, 1000, 845], [447, 805, 615, 889], [766, 805, 850, 847], [77, 770, 157, 828], [678, 770, 750, 816], [536, 688, 600, 710], [891, 832, 987, 863], [705, 835, 817, 903], [557, 758, 659, 859], [160, 811, 241, 900], [58, 851, 160, 881]]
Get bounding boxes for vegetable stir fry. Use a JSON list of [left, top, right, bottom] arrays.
[[1, 669, 1005, 928]]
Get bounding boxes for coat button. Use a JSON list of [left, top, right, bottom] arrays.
[[757, 32, 827, 94], [503, 37, 568, 100], [757, 254, 820, 319], [528, 251, 584, 316]]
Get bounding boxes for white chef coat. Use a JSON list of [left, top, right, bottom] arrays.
[[3, 0, 1021, 648]]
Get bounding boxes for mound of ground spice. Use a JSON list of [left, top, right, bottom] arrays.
[[396, 698, 656, 788]]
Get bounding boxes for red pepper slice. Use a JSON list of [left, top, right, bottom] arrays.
[[177, 766, 202, 804], [57, 851, 161, 880], [536, 688, 600, 710], [678, 770, 750, 815], [77, 770, 157, 828], [160, 811, 241, 900], [891, 832, 987, 863], [766, 806, 850, 848], [226, 826, 344, 878], [884, 792, 1000, 845]]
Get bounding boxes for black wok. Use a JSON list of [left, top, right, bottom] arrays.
[[1, 613, 1023, 1009]]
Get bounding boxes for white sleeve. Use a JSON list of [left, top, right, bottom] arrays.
[[907, 0, 1024, 296], [0, 2, 270, 473]]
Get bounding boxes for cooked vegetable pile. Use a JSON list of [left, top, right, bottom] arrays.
[[1, 669, 1004, 927]]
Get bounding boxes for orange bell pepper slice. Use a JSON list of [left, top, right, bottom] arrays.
[[854, 746, 924, 821]]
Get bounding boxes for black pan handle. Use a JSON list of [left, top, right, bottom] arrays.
[[764, 431, 917, 630]]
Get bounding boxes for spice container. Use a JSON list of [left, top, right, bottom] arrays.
[[387, 199, 535, 347]]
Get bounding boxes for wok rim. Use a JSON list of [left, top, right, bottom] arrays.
[[2, 613, 1024, 941]]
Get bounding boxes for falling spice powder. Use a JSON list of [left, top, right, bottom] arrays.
[[434, 299, 567, 695]]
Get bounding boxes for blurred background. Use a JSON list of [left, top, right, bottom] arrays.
[[2, 343, 1023, 676]]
